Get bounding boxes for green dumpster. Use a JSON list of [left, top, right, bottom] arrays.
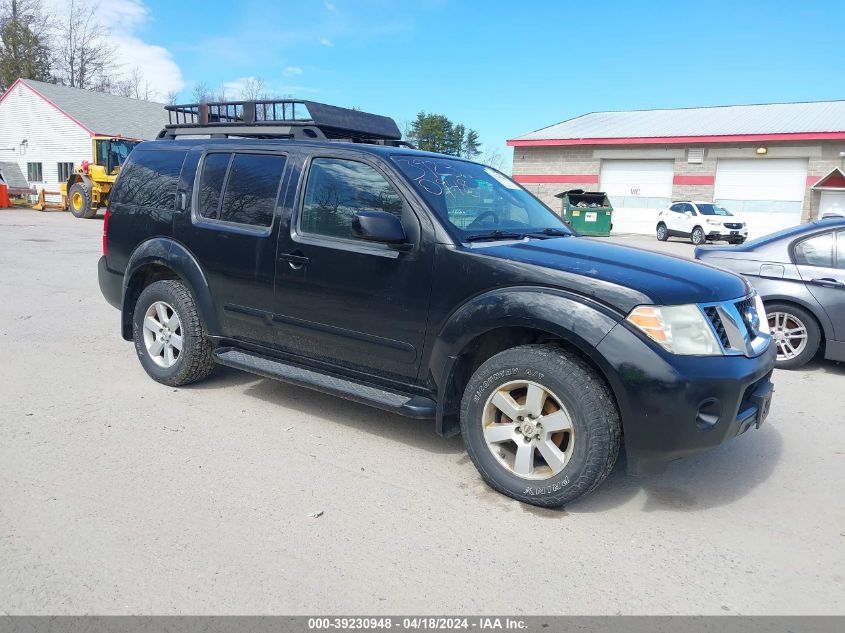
[[555, 189, 613, 236]]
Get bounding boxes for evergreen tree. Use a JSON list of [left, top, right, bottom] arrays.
[[0, 0, 52, 92]]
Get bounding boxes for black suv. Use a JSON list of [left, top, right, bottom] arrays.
[[98, 100, 776, 507]]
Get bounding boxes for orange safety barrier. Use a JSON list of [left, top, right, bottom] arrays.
[[0, 184, 10, 208]]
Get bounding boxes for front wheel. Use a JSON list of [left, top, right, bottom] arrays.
[[691, 226, 705, 245], [68, 182, 96, 219], [656, 223, 668, 241], [766, 303, 820, 369], [460, 345, 621, 507], [133, 280, 215, 386]]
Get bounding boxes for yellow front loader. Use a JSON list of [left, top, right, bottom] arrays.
[[60, 136, 140, 218]]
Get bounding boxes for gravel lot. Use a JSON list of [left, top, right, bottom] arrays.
[[1, 209, 843, 615]]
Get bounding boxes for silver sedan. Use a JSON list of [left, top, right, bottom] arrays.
[[695, 217, 845, 369]]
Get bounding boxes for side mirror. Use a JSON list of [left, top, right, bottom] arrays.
[[684, 210, 693, 217], [352, 210, 408, 246]]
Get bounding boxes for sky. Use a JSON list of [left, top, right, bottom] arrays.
[[76, 0, 845, 170]]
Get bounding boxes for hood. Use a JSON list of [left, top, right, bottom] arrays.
[[479, 236, 749, 310]]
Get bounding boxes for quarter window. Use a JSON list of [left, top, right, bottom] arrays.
[[838, 231, 845, 270], [114, 150, 186, 209], [794, 233, 835, 267], [300, 158, 403, 240]]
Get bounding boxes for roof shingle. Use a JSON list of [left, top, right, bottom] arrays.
[[19, 79, 169, 140]]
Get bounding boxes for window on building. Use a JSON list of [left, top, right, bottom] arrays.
[[27, 162, 43, 182], [794, 232, 835, 268], [301, 158, 403, 240], [57, 162, 74, 182]]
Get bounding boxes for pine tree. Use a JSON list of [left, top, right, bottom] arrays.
[[0, 0, 52, 92]]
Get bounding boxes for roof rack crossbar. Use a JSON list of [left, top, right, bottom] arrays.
[[159, 99, 404, 144]]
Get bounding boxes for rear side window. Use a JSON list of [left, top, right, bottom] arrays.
[[794, 232, 835, 267], [198, 153, 231, 219], [114, 150, 186, 209], [196, 152, 286, 227]]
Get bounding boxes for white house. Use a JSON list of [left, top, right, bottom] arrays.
[[0, 78, 169, 194]]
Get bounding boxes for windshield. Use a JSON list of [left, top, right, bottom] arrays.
[[696, 203, 732, 216], [391, 156, 570, 239]]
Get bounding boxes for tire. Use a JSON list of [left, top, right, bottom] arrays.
[[133, 280, 215, 386], [68, 182, 96, 219], [690, 226, 705, 245], [460, 344, 621, 507], [766, 302, 821, 370], [656, 223, 668, 241]]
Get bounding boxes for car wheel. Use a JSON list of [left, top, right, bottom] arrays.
[[766, 303, 821, 370], [690, 227, 705, 245], [133, 280, 215, 386], [460, 344, 621, 507], [656, 223, 668, 241], [68, 182, 96, 219]]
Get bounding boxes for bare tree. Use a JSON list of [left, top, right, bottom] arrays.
[[481, 146, 507, 171], [191, 81, 214, 103], [239, 76, 265, 100], [165, 90, 178, 106], [53, 0, 117, 90]]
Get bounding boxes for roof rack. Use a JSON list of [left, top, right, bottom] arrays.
[[158, 99, 409, 146]]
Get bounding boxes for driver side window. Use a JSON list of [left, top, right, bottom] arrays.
[[300, 158, 403, 241]]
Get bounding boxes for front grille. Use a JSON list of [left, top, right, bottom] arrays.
[[724, 222, 743, 229], [704, 306, 730, 347], [735, 296, 757, 334], [700, 293, 769, 356]]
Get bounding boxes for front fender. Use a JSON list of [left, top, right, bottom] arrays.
[[428, 287, 624, 435], [121, 238, 220, 339]]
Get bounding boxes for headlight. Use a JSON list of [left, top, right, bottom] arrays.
[[705, 219, 721, 225], [627, 304, 722, 355]]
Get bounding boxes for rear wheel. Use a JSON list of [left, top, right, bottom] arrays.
[[691, 226, 705, 245], [133, 280, 215, 386], [766, 303, 820, 369], [656, 223, 668, 241], [68, 182, 96, 219], [460, 345, 621, 507]]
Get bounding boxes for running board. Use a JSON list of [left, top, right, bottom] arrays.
[[213, 348, 436, 419]]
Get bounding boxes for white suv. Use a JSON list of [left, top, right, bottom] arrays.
[[656, 201, 748, 245]]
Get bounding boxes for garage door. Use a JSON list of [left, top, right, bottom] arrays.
[[600, 160, 674, 235], [714, 158, 807, 238]]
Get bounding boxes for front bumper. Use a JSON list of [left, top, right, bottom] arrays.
[[98, 256, 122, 310], [706, 226, 748, 241], [596, 322, 776, 474]]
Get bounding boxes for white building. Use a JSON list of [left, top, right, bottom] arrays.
[[508, 101, 845, 238], [0, 78, 169, 194]]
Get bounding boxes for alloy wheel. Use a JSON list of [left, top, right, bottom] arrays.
[[142, 301, 183, 368], [768, 311, 808, 361], [482, 380, 575, 480]]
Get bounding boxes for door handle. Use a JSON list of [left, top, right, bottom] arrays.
[[810, 277, 844, 288], [279, 251, 310, 269]]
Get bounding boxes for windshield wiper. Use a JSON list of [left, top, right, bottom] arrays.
[[464, 230, 525, 243], [529, 227, 571, 237]]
